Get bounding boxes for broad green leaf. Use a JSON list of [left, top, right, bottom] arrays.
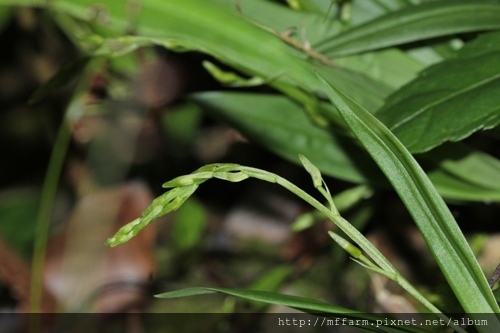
[[6, 0, 400, 118], [428, 170, 500, 202], [334, 48, 425, 90], [7, 0, 500, 137], [193, 91, 500, 202], [348, 0, 413, 26], [157, 287, 431, 333], [424, 142, 500, 201], [424, 143, 500, 192], [8, 0, 312, 83], [315, 0, 500, 57], [377, 31, 500, 153], [342, 0, 451, 71], [284, 0, 338, 17], [217, 0, 425, 91], [212, 0, 342, 46], [191, 91, 378, 184], [317, 74, 500, 326], [314, 63, 392, 112]]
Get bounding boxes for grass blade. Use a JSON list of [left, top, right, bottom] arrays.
[[315, 0, 500, 57], [157, 287, 431, 333], [316, 74, 500, 328]]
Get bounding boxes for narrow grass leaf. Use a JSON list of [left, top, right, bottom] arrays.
[[157, 287, 431, 333], [317, 74, 500, 326], [315, 0, 500, 57]]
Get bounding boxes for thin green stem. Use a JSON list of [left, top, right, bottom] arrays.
[[110, 162, 465, 332], [242, 166, 465, 331], [318, 183, 338, 215], [30, 119, 71, 312]]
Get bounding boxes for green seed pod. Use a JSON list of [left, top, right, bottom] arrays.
[[299, 154, 323, 188]]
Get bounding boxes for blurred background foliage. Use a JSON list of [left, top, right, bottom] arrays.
[[0, 0, 499, 331]]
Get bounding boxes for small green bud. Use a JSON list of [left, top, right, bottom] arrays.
[[328, 231, 362, 258], [299, 155, 322, 188], [106, 218, 142, 247]]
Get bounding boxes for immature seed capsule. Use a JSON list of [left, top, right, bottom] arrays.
[[299, 154, 323, 188], [328, 231, 362, 258]]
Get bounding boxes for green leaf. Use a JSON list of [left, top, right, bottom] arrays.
[[157, 287, 363, 315], [315, 63, 392, 113], [428, 170, 500, 202], [424, 143, 500, 193], [9, 0, 396, 116], [193, 91, 500, 202], [213, 0, 342, 46], [317, 74, 500, 326], [348, 0, 411, 26], [334, 48, 425, 90], [157, 287, 433, 333], [218, 0, 421, 95], [191, 91, 377, 184], [315, 0, 500, 57], [377, 31, 500, 153]]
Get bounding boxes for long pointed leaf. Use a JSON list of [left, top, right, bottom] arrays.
[[157, 287, 431, 333], [315, 0, 500, 57], [6, 0, 387, 120], [316, 75, 500, 328]]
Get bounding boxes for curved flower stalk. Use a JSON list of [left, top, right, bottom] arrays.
[[106, 156, 465, 332]]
